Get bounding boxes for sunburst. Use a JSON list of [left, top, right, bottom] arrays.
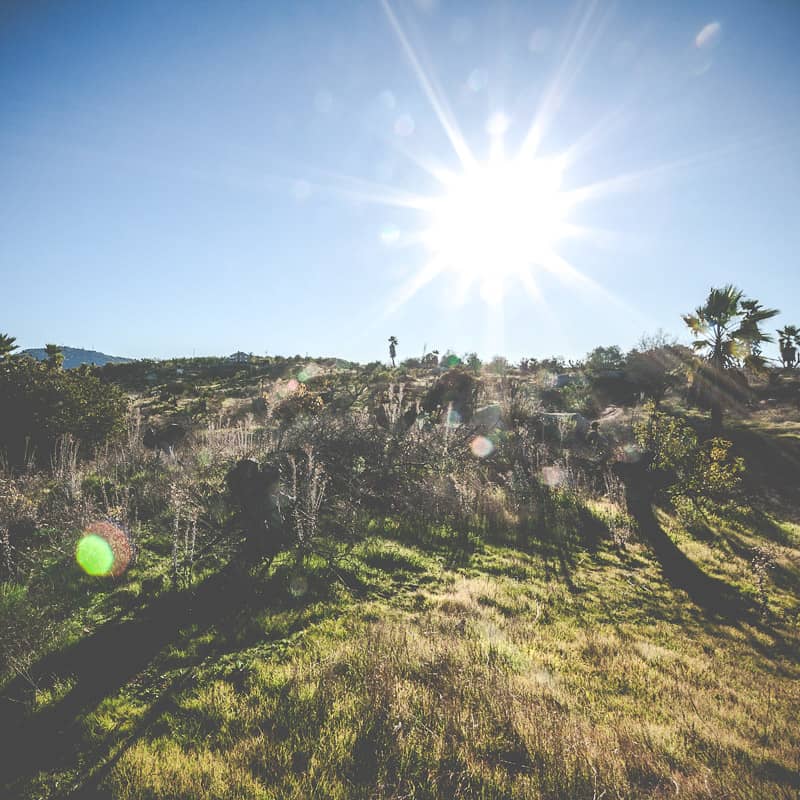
[[299, 0, 676, 331], [372, 0, 648, 323]]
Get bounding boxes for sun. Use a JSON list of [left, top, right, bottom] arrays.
[[422, 155, 568, 304], [307, 0, 651, 322]]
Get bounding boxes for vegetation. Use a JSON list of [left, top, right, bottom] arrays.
[[683, 285, 778, 428], [0, 312, 798, 799], [0, 354, 128, 468], [0, 332, 19, 359], [777, 325, 800, 369], [44, 343, 65, 371]]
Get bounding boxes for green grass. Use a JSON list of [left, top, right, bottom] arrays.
[[5, 516, 798, 800], [2, 389, 800, 799]]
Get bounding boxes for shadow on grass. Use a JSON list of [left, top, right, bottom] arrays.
[[0, 560, 332, 798], [727, 422, 800, 519], [614, 461, 755, 623]]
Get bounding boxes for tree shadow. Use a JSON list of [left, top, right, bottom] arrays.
[[726, 422, 800, 519], [613, 461, 755, 622], [61, 667, 197, 799], [0, 561, 320, 796]]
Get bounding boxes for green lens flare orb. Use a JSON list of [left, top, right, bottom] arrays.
[[76, 534, 115, 576]]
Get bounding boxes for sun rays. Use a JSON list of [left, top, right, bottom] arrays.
[[295, 0, 674, 326], [370, 0, 660, 322]]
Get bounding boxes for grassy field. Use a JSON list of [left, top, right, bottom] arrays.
[[1, 364, 799, 799], [3, 513, 799, 798]]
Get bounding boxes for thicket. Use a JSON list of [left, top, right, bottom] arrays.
[[0, 348, 771, 691], [0, 357, 128, 469]]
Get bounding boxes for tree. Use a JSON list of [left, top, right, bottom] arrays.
[[625, 345, 688, 407], [45, 343, 64, 370], [388, 336, 398, 367], [423, 349, 439, 368], [0, 333, 18, 360], [738, 299, 777, 370], [683, 285, 778, 428], [0, 357, 128, 467], [777, 325, 800, 369], [463, 352, 481, 372], [583, 345, 625, 375]]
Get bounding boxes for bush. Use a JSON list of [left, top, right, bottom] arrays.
[[634, 404, 744, 525], [422, 368, 480, 421], [0, 357, 128, 468], [272, 383, 324, 424]]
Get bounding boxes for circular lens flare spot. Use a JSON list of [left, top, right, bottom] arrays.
[[470, 436, 494, 458], [394, 114, 415, 137], [76, 521, 133, 577], [297, 364, 323, 383], [540, 465, 567, 487], [76, 534, 115, 576]]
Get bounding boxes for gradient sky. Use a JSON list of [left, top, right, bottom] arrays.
[[2, 0, 799, 363]]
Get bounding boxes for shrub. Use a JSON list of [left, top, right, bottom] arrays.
[[634, 404, 745, 525], [422, 368, 480, 421], [272, 384, 324, 424], [0, 357, 128, 468]]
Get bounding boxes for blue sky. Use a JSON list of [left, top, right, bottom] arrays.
[[1, 0, 798, 363]]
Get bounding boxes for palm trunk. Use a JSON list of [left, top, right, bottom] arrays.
[[711, 399, 723, 432]]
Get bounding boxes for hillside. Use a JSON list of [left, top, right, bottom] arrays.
[[23, 346, 134, 369], [0, 357, 798, 799]]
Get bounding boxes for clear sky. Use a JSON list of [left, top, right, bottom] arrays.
[[2, 0, 798, 363]]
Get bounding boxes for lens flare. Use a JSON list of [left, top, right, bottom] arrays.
[[76, 520, 132, 577], [76, 534, 114, 576], [423, 157, 568, 304], [622, 443, 644, 462], [297, 364, 323, 383], [470, 435, 494, 458]]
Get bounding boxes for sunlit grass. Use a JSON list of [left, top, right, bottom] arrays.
[[76, 532, 800, 800], [3, 381, 799, 799]]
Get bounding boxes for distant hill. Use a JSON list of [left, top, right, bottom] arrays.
[[22, 346, 134, 369]]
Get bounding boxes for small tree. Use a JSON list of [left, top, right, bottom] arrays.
[[634, 403, 745, 529], [388, 336, 398, 367], [0, 357, 128, 467], [683, 286, 778, 428], [45, 343, 64, 370], [0, 334, 18, 360], [464, 352, 481, 372], [625, 345, 688, 407], [583, 345, 625, 375], [777, 325, 799, 369], [423, 349, 439, 368]]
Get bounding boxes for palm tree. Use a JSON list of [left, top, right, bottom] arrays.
[[45, 343, 64, 370], [0, 333, 18, 359], [683, 285, 778, 428], [738, 299, 778, 369], [388, 336, 398, 367], [777, 325, 800, 369]]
